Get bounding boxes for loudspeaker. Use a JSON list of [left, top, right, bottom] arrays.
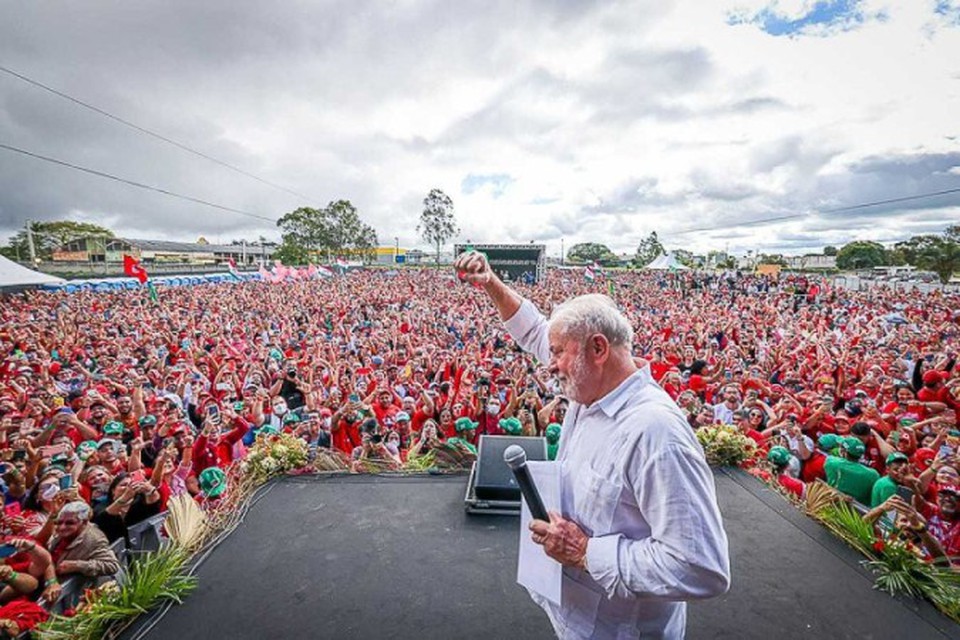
[[474, 435, 547, 501]]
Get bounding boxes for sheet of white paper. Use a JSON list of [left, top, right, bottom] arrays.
[[517, 460, 562, 606]]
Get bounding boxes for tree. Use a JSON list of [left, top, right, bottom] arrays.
[[634, 232, 665, 266], [823, 245, 838, 256], [757, 253, 787, 267], [276, 200, 379, 264], [893, 234, 960, 284], [835, 241, 888, 271], [945, 225, 960, 243], [274, 239, 311, 265], [672, 249, 698, 268], [418, 189, 459, 264], [915, 237, 960, 284], [567, 242, 618, 265], [1, 220, 114, 261]]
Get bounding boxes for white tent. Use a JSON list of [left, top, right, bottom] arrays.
[[0, 256, 65, 290], [643, 252, 690, 270]]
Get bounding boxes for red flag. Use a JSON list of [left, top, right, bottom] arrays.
[[123, 254, 149, 284]]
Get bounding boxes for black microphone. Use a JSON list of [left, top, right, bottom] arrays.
[[503, 445, 549, 521]]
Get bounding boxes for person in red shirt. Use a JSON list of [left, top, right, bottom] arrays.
[[191, 408, 252, 474], [331, 401, 365, 455], [918, 370, 960, 412], [734, 410, 766, 449], [917, 484, 960, 566], [370, 389, 399, 426]]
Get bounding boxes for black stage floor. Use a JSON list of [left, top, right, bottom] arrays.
[[125, 470, 960, 640]]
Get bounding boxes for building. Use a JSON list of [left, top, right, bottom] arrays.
[[785, 255, 837, 271], [371, 246, 408, 265], [52, 237, 275, 265]]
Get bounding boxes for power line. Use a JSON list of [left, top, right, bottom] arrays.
[[0, 142, 278, 223], [0, 63, 317, 203], [665, 187, 960, 237]]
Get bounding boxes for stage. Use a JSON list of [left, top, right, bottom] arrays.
[[123, 470, 960, 640]]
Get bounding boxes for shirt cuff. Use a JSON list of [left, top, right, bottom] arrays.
[[584, 533, 622, 596]]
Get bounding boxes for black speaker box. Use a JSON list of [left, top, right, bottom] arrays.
[[474, 435, 548, 501]]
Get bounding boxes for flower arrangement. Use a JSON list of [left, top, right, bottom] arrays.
[[695, 424, 757, 467], [242, 432, 310, 483]]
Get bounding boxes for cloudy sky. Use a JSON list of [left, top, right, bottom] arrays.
[[1, 0, 958, 258]]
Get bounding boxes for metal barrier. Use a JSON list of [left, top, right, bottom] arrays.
[[126, 511, 168, 554]]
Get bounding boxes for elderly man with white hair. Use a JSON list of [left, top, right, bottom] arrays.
[[39, 501, 121, 604], [455, 251, 730, 640]]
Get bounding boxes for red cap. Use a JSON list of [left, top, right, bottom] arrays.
[[938, 483, 960, 496], [923, 370, 946, 385], [913, 448, 936, 470]]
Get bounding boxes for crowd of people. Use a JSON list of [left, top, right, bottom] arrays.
[[0, 265, 957, 632]]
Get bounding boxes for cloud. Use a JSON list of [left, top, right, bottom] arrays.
[[727, 0, 882, 37], [0, 0, 957, 260], [461, 173, 515, 198]]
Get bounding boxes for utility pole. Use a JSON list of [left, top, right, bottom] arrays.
[[561, 238, 564, 266], [25, 220, 37, 264]]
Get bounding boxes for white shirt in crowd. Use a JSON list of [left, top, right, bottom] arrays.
[[712, 403, 736, 425], [505, 300, 731, 640]]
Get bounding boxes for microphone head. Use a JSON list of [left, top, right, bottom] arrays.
[[503, 444, 527, 469]]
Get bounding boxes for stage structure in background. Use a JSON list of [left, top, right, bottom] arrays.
[[454, 243, 546, 284]]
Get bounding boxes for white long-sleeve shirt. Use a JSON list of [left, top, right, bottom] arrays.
[[505, 299, 730, 639]]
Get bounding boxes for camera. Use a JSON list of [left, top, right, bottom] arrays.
[[360, 418, 381, 442], [287, 369, 297, 379]]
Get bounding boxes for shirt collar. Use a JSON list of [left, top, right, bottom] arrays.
[[591, 367, 650, 419]]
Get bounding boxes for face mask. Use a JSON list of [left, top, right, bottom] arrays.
[[273, 404, 288, 416], [487, 405, 500, 415]]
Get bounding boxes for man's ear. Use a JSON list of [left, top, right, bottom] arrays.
[[589, 334, 610, 362]]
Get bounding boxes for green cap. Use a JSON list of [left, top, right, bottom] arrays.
[[767, 446, 791, 467], [198, 467, 227, 498], [76, 440, 98, 460], [818, 433, 840, 451], [268, 348, 284, 361], [547, 442, 559, 461], [886, 452, 909, 466], [545, 423, 562, 444], [898, 417, 917, 427], [102, 421, 125, 436], [138, 414, 157, 428], [282, 412, 301, 425], [455, 417, 478, 433], [499, 417, 522, 435], [841, 436, 865, 458], [259, 424, 280, 436]]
